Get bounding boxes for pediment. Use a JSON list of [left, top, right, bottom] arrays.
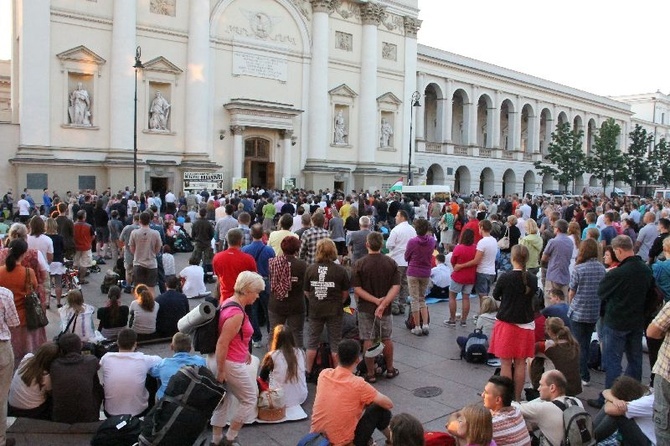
[[56, 45, 106, 65], [142, 56, 183, 75], [377, 92, 402, 106], [328, 83, 358, 98]]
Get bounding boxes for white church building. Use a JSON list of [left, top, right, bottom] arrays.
[[0, 0, 668, 199]]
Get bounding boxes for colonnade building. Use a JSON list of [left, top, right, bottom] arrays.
[[0, 0, 667, 198]]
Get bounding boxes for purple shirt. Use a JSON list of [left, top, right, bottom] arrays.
[[404, 234, 435, 278], [544, 233, 573, 285]]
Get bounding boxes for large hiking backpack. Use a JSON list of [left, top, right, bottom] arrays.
[[460, 328, 489, 363], [192, 299, 244, 355], [551, 397, 595, 446], [138, 365, 226, 446], [91, 414, 142, 446]]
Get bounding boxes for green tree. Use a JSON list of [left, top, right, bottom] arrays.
[[624, 124, 654, 192], [650, 138, 670, 186], [534, 122, 585, 193], [586, 118, 624, 195]]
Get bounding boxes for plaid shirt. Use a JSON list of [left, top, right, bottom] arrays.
[[299, 227, 329, 264], [0, 286, 19, 340], [652, 301, 670, 381], [568, 259, 607, 323]]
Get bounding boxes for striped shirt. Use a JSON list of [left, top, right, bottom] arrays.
[[568, 259, 607, 323], [492, 406, 531, 446], [0, 286, 19, 340]]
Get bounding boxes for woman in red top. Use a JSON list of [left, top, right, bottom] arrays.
[[446, 229, 477, 327]]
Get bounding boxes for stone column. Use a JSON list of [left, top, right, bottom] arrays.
[[528, 102, 539, 153], [358, 3, 384, 164], [402, 16, 421, 173], [231, 125, 245, 179], [109, 0, 137, 150], [492, 91, 501, 149], [281, 129, 293, 180], [444, 80, 453, 142], [467, 85, 479, 146], [185, 0, 211, 156], [509, 98, 521, 151], [308, 0, 332, 162]]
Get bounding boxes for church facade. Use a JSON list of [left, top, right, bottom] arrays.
[[1, 0, 667, 199]]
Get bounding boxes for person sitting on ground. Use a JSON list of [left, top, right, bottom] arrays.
[[155, 276, 190, 338], [519, 370, 583, 446], [128, 284, 160, 340], [179, 257, 209, 299], [149, 332, 206, 400], [96, 285, 129, 340], [57, 289, 97, 343], [49, 333, 103, 424], [593, 375, 655, 445], [447, 404, 496, 446], [99, 328, 161, 417], [8, 342, 60, 420], [310, 339, 394, 446], [481, 375, 531, 446], [427, 253, 450, 297], [388, 413, 424, 446], [540, 289, 569, 326], [161, 245, 176, 282], [259, 324, 307, 408]]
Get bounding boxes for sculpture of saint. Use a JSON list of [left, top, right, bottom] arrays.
[[334, 110, 347, 144], [69, 82, 91, 126], [380, 118, 393, 147], [149, 91, 171, 131]]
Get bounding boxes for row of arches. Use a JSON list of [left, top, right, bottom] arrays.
[[421, 83, 604, 155]]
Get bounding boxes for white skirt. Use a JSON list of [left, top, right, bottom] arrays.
[[49, 261, 67, 275]]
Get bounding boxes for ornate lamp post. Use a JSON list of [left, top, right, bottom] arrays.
[[407, 91, 421, 185], [133, 46, 144, 194]]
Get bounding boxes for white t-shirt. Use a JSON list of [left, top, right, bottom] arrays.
[[179, 264, 207, 298], [476, 235, 498, 275], [518, 396, 584, 446], [27, 234, 54, 263], [100, 352, 161, 416], [269, 349, 307, 408], [386, 221, 417, 267], [9, 353, 51, 409], [18, 199, 31, 215], [625, 394, 655, 444], [162, 253, 175, 276], [129, 301, 159, 334]]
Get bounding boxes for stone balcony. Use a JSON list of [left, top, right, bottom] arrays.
[[417, 140, 541, 162]]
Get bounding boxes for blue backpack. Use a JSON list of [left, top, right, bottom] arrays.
[[461, 328, 489, 363]]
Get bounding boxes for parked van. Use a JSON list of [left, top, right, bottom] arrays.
[[401, 185, 451, 204], [654, 189, 670, 200]]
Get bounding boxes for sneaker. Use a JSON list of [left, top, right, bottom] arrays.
[[421, 324, 430, 335], [443, 319, 456, 327], [252, 341, 262, 348], [581, 380, 590, 387], [410, 327, 423, 336], [460, 320, 467, 327]]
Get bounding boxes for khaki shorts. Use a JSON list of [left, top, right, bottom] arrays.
[[307, 315, 343, 350], [358, 312, 392, 341], [74, 250, 94, 268]]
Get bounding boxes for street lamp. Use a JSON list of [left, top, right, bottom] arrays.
[[133, 46, 144, 195], [407, 91, 421, 186]]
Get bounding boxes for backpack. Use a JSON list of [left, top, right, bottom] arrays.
[[587, 340, 601, 371], [424, 431, 456, 446], [460, 328, 489, 363], [405, 307, 430, 330], [297, 432, 331, 446], [192, 300, 245, 355], [309, 343, 334, 383], [356, 352, 387, 377], [91, 414, 142, 446], [552, 397, 595, 446]]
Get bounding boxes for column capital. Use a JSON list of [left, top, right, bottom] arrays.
[[310, 0, 334, 14], [280, 129, 294, 139], [403, 16, 422, 37], [230, 125, 245, 135], [360, 3, 385, 26]]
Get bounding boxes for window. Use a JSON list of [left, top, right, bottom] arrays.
[[78, 175, 96, 190], [26, 174, 48, 190]]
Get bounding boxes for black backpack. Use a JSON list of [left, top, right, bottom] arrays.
[[91, 414, 142, 446], [192, 299, 245, 355], [309, 343, 334, 383], [460, 329, 489, 363], [587, 339, 601, 371]]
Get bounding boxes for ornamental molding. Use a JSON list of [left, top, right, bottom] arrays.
[[403, 16, 422, 37], [329, 83, 358, 99], [360, 3, 385, 26], [56, 45, 106, 66], [142, 56, 183, 76]]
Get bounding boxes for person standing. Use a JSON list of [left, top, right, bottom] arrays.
[[242, 224, 275, 348], [386, 210, 416, 315], [635, 212, 658, 262], [72, 210, 95, 285], [353, 232, 401, 382], [128, 211, 162, 289], [0, 284, 19, 446], [541, 219, 573, 305], [298, 212, 329, 265], [190, 208, 215, 283], [211, 228, 257, 302], [347, 216, 372, 264]]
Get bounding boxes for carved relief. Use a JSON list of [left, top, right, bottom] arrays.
[[150, 0, 176, 17], [360, 3, 385, 26], [230, 125, 246, 136], [225, 10, 298, 46], [335, 31, 353, 51], [291, 0, 312, 20], [382, 42, 397, 61], [403, 16, 422, 37], [381, 12, 405, 32], [332, 0, 360, 21], [310, 0, 334, 14]]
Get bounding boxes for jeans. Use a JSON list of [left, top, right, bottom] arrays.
[[593, 408, 650, 444], [570, 319, 596, 382], [353, 404, 392, 446], [250, 285, 270, 343], [601, 324, 643, 393]]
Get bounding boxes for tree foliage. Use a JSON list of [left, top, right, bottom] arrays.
[[586, 118, 625, 194], [534, 122, 585, 193], [650, 138, 670, 186], [624, 124, 655, 190]]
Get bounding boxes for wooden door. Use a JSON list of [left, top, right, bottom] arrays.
[[266, 162, 275, 189]]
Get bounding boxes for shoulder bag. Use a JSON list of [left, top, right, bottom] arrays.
[[53, 311, 78, 342], [24, 267, 49, 330], [497, 226, 510, 250]]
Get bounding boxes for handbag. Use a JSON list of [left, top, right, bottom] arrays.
[[257, 387, 286, 421], [23, 267, 48, 330], [497, 226, 510, 250], [53, 310, 78, 342]]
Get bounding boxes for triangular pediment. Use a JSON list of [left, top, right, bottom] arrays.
[[329, 83, 358, 98], [377, 92, 402, 106], [56, 45, 106, 65], [143, 56, 183, 75]]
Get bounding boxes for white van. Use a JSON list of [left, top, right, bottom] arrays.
[[654, 189, 670, 200], [400, 185, 451, 204]]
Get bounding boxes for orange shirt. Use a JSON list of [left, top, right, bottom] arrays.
[[0, 266, 37, 326], [310, 367, 378, 446]]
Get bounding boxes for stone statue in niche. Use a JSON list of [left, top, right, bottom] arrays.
[[380, 118, 393, 147], [149, 91, 171, 131], [334, 110, 347, 144], [69, 82, 91, 126]]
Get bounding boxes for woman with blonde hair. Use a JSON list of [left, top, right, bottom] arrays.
[[128, 284, 159, 339], [498, 215, 521, 272], [532, 317, 582, 396], [567, 221, 581, 273], [447, 404, 495, 446], [45, 218, 65, 307], [8, 342, 60, 420], [58, 289, 97, 343], [259, 324, 307, 408], [519, 218, 542, 276]]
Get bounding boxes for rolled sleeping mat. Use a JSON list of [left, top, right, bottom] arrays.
[[178, 301, 216, 334]]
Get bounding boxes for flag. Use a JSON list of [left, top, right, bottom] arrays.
[[388, 178, 403, 192]]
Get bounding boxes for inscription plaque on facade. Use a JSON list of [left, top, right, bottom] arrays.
[[233, 51, 287, 82]]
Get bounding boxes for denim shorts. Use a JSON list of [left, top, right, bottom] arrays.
[[475, 273, 496, 295]]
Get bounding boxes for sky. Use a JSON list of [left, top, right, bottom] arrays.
[[0, 0, 667, 97]]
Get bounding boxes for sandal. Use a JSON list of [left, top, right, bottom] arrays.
[[385, 368, 400, 379], [364, 375, 377, 384]]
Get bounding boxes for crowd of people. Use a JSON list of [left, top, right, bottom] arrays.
[[0, 186, 669, 446]]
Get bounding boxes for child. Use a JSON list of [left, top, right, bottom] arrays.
[[427, 253, 451, 298], [541, 289, 570, 326]]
